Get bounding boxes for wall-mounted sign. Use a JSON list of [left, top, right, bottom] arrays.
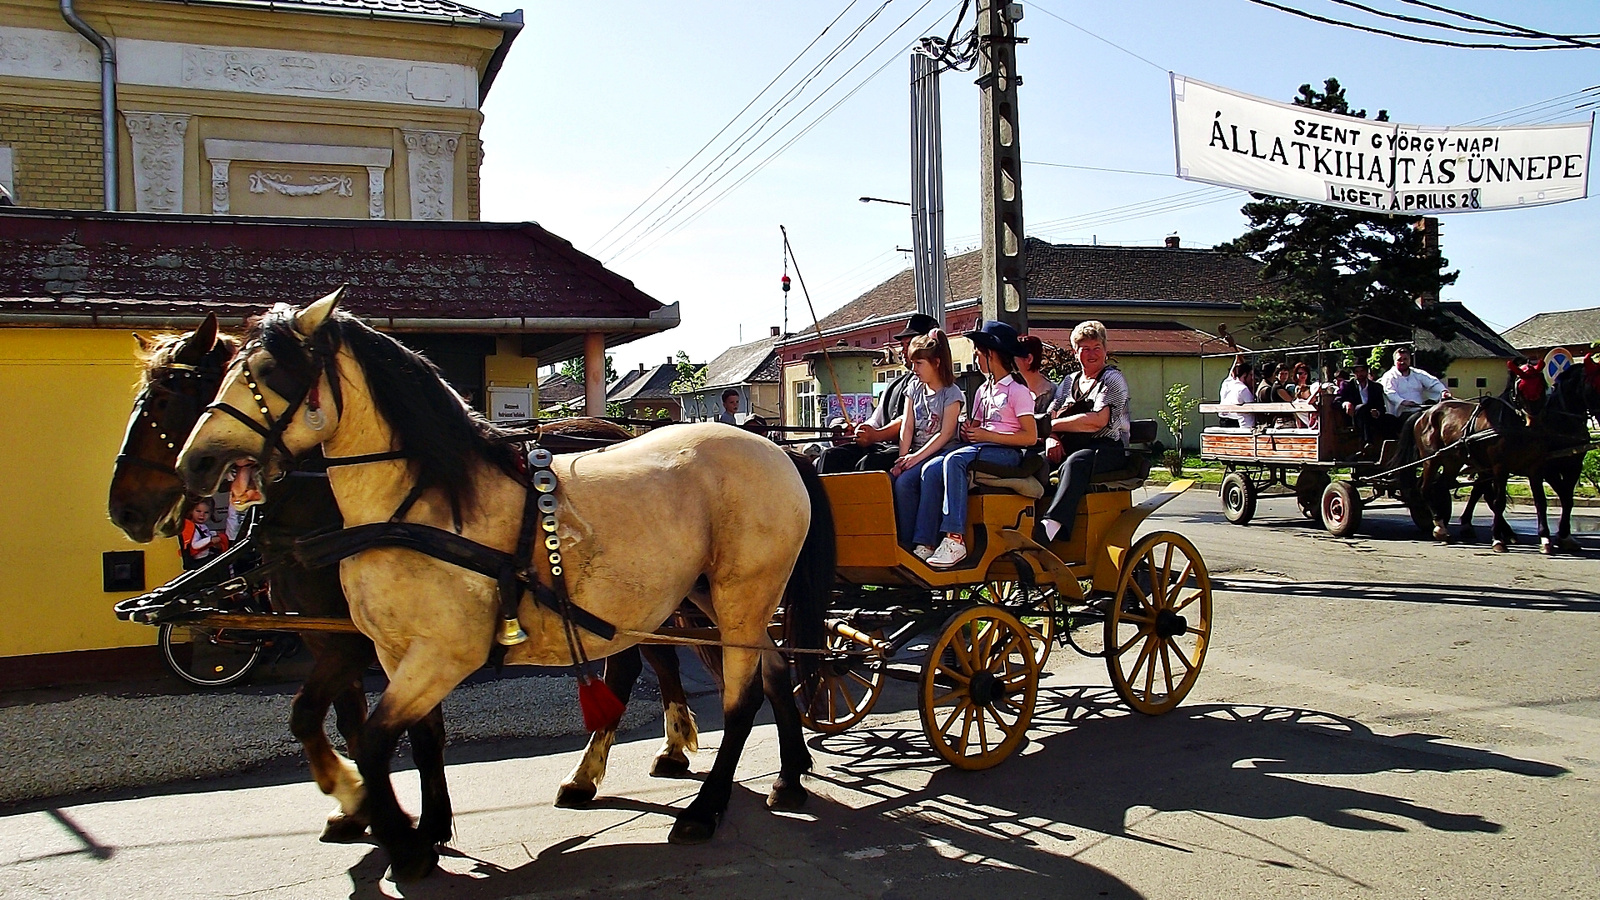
[[488, 386, 533, 422], [1172, 74, 1593, 215], [824, 393, 877, 424]]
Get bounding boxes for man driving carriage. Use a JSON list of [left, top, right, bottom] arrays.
[[1379, 346, 1451, 416]]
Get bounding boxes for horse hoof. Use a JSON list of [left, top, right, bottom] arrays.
[[668, 809, 719, 845], [554, 783, 597, 808], [387, 844, 439, 883], [1457, 528, 1477, 544], [1433, 526, 1449, 542], [766, 777, 808, 812], [418, 814, 454, 846], [650, 755, 692, 778], [1540, 541, 1554, 555], [1559, 538, 1582, 553], [320, 813, 370, 844], [1492, 541, 1508, 553]]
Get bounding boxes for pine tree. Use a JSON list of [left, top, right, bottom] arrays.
[[1217, 78, 1459, 357]]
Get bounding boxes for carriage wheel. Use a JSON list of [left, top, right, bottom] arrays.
[[158, 623, 264, 688], [918, 605, 1039, 770], [1296, 468, 1330, 522], [792, 628, 886, 734], [980, 579, 1057, 669], [1321, 481, 1362, 537], [1404, 483, 1442, 536], [1104, 532, 1211, 716], [1220, 472, 1256, 525]]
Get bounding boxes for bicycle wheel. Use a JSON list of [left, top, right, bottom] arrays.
[[158, 623, 264, 688]]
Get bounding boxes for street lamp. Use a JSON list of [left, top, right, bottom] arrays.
[[858, 196, 911, 206]]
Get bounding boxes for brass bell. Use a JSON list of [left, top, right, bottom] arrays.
[[496, 616, 528, 646]]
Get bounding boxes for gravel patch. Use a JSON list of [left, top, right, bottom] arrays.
[[0, 674, 660, 805]]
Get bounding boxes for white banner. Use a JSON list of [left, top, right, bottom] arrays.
[[1172, 74, 1593, 214]]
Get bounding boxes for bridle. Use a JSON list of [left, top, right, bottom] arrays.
[[205, 335, 338, 471], [115, 358, 228, 480]]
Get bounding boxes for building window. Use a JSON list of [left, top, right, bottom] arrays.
[[1447, 377, 1459, 388], [795, 380, 818, 428], [1475, 377, 1488, 388], [0, 146, 13, 199]]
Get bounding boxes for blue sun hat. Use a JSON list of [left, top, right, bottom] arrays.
[[963, 320, 1023, 357]]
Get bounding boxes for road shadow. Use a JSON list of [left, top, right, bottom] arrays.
[[1212, 577, 1600, 614]]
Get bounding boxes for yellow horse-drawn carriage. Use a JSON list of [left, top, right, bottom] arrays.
[[796, 419, 1214, 770]]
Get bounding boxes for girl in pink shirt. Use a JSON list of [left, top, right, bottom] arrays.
[[919, 321, 1038, 568]]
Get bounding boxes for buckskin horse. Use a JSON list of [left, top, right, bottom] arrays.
[[109, 314, 716, 849], [175, 290, 832, 880]]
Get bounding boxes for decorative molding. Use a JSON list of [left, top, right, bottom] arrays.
[[247, 171, 355, 197], [203, 140, 390, 216], [403, 130, 459, 221], [0, 27, 99, 82], [0, 28, 477, 109], [366, 167, 387, 219], [124, 112, 190, 213], [209, 159, 230, 214]]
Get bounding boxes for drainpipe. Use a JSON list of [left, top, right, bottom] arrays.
[[60, 0, 117, 210]]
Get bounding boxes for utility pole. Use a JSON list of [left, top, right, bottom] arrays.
[[977, 0, 1027, 332], [910, 51, 947, 328]]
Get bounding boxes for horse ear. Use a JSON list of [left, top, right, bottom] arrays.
[[133, 332, 152, 353], [295, 285, 346, 338], [174, 313, 220, 364]]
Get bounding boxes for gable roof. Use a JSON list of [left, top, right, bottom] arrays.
[[1416, 302, 1518, 361], [1502, 306, 1600, 351], [703, 335, 780, 388], [0, 209, 676, 359], [608, 364, 685, 403], [536, 372, 584, 405], [811, 238, 1271, 334]]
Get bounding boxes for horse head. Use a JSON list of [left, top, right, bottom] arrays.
[[176, 289, 348, 501], [108, 313, 235, 542]]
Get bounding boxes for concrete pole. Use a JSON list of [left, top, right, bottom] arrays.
[[977, 0, 1027, 332], [583, 331, 606, 415]]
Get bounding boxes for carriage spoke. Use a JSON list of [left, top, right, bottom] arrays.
[[932, 686, 968, 708], [976, 708, 990, 755], [956, 705, 975, 754], [1159, 545, 1175, 604], [1116, 629, 1149, 655], [1127, 633, 1156, 685], [939, 697, 967, 733], [1170, 641, 1196, 674], [1171, 588, 1203, 614], [1160, 642, 1175, 695], [849, 669, 882, 691], [1143, 636, 1158, 696], [1168, 561, 1194, 604], [1125, 579, 1151, 611]]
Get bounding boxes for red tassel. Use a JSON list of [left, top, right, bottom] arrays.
[[578, 677, 625, 733]]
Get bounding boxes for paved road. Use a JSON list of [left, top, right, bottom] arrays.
[[4, 488, 1598, 899]]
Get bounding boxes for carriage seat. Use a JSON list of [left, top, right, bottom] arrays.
[[970, 452, 1047, 499], [1085, 419, 1156, 493]]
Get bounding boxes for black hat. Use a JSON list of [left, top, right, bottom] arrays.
[[964, 320, 1023, 356], [892, 313, 940, 340], [1351, 359, 1369, 370]]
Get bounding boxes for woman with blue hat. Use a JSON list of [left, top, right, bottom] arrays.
[[908, 320, 1038, 568]]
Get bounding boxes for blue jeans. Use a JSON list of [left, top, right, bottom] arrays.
[[893, 449, 950, 545], [901, 444, 1023, 547]]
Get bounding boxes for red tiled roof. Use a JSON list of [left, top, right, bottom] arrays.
[[1031, 322, 1231, 356], [0, 209, 668, 327]]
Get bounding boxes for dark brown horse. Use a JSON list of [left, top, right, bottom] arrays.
[[109, 318, 705, 845], [1405, 361, 1598, 553]]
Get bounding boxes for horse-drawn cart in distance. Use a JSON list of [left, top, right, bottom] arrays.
[[1198, 396, 1425, 537]]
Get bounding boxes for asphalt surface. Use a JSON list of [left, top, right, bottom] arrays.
[[3, 487, 1598, 899]]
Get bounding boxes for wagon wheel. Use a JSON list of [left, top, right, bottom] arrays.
[[791, 627, 886, 734], [1104, 532, 1211, 716], [978, 579, 1058, 669], [1296, 467, 1330, 522], [918, 605, 1040, 770], [1220, 472, 1256, 525], [158, 623, 264, 688], [1321, 481, 1362, 537]]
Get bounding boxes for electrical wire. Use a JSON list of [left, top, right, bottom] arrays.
[[1028, 1, 1168, 72], [594, 0, 898, 258], [1326, 0, 1600, 43], [1459, 86, 1600, 126], [587, 0, 869, 254], [1393, 0, 1600, 49], [1022, 160, 1180, 178], [608, 1, 956, 265], [1243, 0, 1593, 50]]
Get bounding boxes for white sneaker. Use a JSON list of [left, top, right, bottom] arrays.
[[913, 544, 937, 561], [926, 536, 967, 568]]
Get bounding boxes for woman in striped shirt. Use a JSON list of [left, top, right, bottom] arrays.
[[1039, 321, 1132, 545]]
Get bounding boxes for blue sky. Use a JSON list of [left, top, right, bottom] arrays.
[[478, 1, 1598, 371]]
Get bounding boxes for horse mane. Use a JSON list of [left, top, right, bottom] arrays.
[[136, 331, 239, 387], [252, 307, 521, 511]]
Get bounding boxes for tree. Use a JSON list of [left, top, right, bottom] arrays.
[[1217, 78, 1459, 357], [559, 353, 617, 385], [669, 350, 706, 395], [1156, 383, 1201, 474]]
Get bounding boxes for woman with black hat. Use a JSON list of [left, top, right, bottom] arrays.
[[911, 320, 1038, 568]]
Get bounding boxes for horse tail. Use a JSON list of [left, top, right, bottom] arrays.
[[1395, 408, 1423, 467], [783, 451, 835, 682]]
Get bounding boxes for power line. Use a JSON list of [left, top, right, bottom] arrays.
[[608, 1, 954, 265], [1243, 0, 1596, 50], [1327, 0, 1600, 42], [1023, 160, 1178, 178], [587, 0, 870, 254], [1393, 0, 1600, 49], [1028, 1, 1168, 72], [1459, 85, 1600, 126]]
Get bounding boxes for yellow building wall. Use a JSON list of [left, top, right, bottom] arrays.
[[0, 329, 180, 658], [1444, 358, 1510, 399], [485, 335, 540, 388]]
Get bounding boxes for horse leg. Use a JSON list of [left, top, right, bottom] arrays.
[[556, 646, 644, 807], [1531, 475, 1554, 554], [289, 638, 371, 843], [1457, 478, 1482, 543], [669, 643, 767, 845], [1553, 467, 1582, 552], [1424, 460, 1453, 542], [410, 705, 452, 845], [642, 644, 699, 778], [1486, 476, 1511, 553], [761, 647, 812, 811], [358, 648, 478, 882]]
